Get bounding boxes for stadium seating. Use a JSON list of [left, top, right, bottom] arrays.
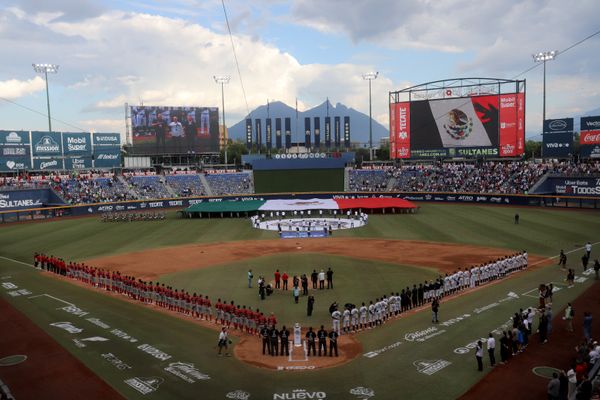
[[204, 172, 254, 196], [165, 174, 207, 197], [348, 169, 391, 192], [127, 175, 172, 199]]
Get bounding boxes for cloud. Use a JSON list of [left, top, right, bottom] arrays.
[[0, 76, 45, 99]]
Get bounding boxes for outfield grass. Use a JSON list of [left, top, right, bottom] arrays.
[[1, 204, 597, 263], [0, 204, 598, 400], [160, 253, 439, 328]]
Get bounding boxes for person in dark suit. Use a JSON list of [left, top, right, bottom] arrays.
[[260, 325, 270, 355], [317, 325, 328, 356], [326, 267, 334, 289], [152, 112, 167, 153], [183, 114, 197, 153], [328, 329, 339, 357], [311, 270, 318, 289], [307, 295, 315, 316], [270, 325, 279, 357], [280, 326, 290, 356], [305, 327, 317, 356]]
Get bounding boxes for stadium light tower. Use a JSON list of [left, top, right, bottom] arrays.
[[532, 51, 557, 130], [32, 63, 59, 132], [214, 75, 231, 166], [362, 72, 378, 160]]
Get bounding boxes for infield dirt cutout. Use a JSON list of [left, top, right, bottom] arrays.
[[84, 237, 548, 371]]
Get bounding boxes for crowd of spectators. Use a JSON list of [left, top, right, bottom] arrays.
[[127, 175, 172, 199], [166, 174, 207, 197], [204, 172, 253, 196], [348, 169, 392, 192], [351, 161, 600, 194]]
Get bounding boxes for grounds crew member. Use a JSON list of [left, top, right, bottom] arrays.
[[260, 324, 271, 355], [270, 325, 280, 357], [328, 329, 339, 357], [280, 326, 290, 356], [306, 327, 317, 356], [317, 325, 328, 356]]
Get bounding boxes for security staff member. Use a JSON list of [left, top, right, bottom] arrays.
[[260, 325, 270, 355], [328, 329, 339, 357], [270, 325, 280, 357], [280, 326, 290, 356], [317, 325, 328, 356], [305, 327, 317, 356]]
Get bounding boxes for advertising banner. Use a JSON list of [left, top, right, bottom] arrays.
[[31, 131, 62, 157], [543, 118, 574, 134], [285, 118, 291, 149], [1, 145, 29, 158], [130, 106, 219, 154], [0, 190, 47, 210], [0, 131, 29, 145], [498, 93, 524, 157], [64, 157, 93, 170], [314, 117, 320, 148], [33, 157, 64, 171], [543, 133, 573, 158], [343, 116, 350, 148], [255, 119, 262, 148], [275, 118, 282, 149], [62, 132, 92, 156], [93, 133, 121, 146], [245, 118, 253, 150], [551, 178, 600, 196], [0, 156, 31, 172], [93, 147, 121, 168], [579, 116, 600, 159], [304, 117, 311, 148], [334, 116, 341, 148], [266, 118, 272, 150], [392, 102, 410, 159], [580, 144, 600, 159], [324, 117, 331, 149]]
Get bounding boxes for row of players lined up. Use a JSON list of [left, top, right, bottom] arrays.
[[328, 251, 528, 335], [33, 253, 277, 335], [101, 211, 166, 222]]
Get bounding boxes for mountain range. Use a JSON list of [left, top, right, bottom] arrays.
[[227, 100, 389, 147]]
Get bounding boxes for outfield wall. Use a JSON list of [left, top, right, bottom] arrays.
[[1, 190, 599, 223]]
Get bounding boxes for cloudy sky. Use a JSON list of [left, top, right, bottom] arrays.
[[0, 0, 598, 142]]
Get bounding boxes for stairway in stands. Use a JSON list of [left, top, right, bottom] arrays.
[[198, 174, 213, 196]]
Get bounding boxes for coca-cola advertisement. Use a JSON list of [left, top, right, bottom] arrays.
[[580, 116, 600, 159]]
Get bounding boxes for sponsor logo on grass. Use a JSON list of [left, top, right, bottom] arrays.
[[50, 321, 83, 334], [101, 353, 132, 370], [363, 341, 403, 358], [137, 343, 172, 361], [1, 282, 17, 289], [73, 336, 109, 348], [276, 365, 316, 371], [413, 359, 451, 375], [164, 362, 210, 383], [349, 387, 375, 399], [110, 328, 138, 343], [273, 389, 327, 399], [226, 390, 250, 399], [61, 305, 90, 317], [404, 327, 446, 342], [440, 314, 471, 327], [124, 376, 163, 395], [86, 317, 110, 329], [8, 289, 32, 297]]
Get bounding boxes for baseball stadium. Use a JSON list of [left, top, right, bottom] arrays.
[[2, 3, 600, 400]]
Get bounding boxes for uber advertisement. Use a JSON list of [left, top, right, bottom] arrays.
[[552, 178, 600, 197]]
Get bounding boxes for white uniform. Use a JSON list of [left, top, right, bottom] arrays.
[[331, 310, 341, 335]]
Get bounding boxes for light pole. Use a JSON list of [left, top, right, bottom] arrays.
[[362, 72, 378, 160], [214, 75, 231, 166], [532, 51, 557, 130], [33, 63, 59, 132]]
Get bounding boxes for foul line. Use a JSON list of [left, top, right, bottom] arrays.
[[527, 241, 599, 268], [28, 293, 75, 307], [0, 256, 36, 269]]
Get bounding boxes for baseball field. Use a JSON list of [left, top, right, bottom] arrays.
[[0, 203, 598, 399]]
